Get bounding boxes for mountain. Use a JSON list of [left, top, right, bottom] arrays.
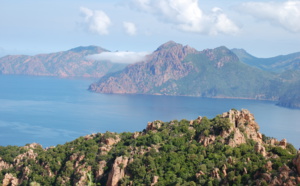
[[0, 46, 127, 78], [232, 49, 300, 108], [0, 109, 299, 185], [90, 41, 279, 100], [232, 48, 300, 73]]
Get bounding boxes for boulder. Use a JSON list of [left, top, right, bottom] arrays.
[[151, 176, 159, 186], [279, 139, 287, 149], [254, 142, 266, 157]]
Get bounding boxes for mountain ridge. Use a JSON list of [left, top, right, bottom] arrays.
[[0, 45, 126, 78]]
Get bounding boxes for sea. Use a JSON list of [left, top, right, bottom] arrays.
[[0, 75, 299, 148]]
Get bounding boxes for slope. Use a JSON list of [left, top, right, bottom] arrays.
[[232, 48, 300, 73]]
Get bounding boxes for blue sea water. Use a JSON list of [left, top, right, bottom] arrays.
[[0, 75, 299, 148]]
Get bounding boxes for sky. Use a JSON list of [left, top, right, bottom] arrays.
[[1, 0, 300, 58]]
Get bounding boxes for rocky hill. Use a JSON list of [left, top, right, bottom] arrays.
[[0, 109, 299, 185], [89, 41, 279, 100], [0, 46, 127, 78]]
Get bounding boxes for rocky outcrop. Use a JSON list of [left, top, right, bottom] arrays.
[[2, 173, 19, 186], [293, 152, 300, 175], [14, 149, 37, 165], [0, 158, 12, 171], [99, 134, 121, 155], [198, 134, 216, 147], [211, 168, 221, 180], [255, 142, 267, 157], [23, 143, 42, 150], [228, 128, 246, 147], [106, 156, 129, 186], [95, 161, 107, 181], [279, 139, 287, 149], [199, 109, 264, 148], [146, 121, 162, 132], [221, 109, 263, 144]]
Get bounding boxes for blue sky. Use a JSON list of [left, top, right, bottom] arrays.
[[1, 0, 300, 57]]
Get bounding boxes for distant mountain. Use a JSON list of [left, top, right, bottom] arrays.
[[90, 41, 279, 100], [232, 48, 300, 73], [0, 46, 127, 78], [0, 109, 299, 185]]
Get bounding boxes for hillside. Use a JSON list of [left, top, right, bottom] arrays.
[[0, 109, 299, 185], [0, 46, 127, 78], [232, 48, 300, 73], [89, 41, 280, 100]]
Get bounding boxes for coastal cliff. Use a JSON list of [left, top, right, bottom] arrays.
[[1, 109, 299, 185]]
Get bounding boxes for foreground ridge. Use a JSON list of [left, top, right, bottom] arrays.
[[0, 109, 299, 185]]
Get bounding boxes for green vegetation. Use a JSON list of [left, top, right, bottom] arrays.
[[0, 111, 298, 185]]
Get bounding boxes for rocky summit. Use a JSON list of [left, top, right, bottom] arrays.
[[0, 109, 299, 185]]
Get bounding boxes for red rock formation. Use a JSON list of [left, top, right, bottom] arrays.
[[106, 156, 129, 186], [293, 152, 300, 175], [146, 121, 162, 132], [0, 158, 12, 171], [198, 134, 216, 147], [2, 173, 19, 186], [95, 161, 107, 181]]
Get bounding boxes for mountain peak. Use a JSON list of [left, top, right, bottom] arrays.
[[155, 41, 183, 51], [68, 45, 109, 53]]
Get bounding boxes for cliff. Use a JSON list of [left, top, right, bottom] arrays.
[[0, 109, 299, 185], [0, 46, 127, 78]]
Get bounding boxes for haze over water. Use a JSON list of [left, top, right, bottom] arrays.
[[0, 75, 299, 148]]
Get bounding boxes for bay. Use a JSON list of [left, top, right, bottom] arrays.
[[0, 75, 299, 148]]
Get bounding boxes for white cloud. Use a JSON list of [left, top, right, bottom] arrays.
[[80, 7, 111, 35], [238, 1, 300, 33], [123, 21, 137, 35], [130, 0, 239, 35], [87, 51, 150, 64]]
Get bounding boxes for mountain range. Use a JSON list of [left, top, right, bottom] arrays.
[[89, 41, 300, 108], [0, 46, 126, 78], [1, 41, 300, 108]]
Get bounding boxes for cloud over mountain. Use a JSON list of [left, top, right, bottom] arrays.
[[130, 0, 240, 35], [123, 21, 137, 35], [87, 51, 150, 64], [238, 0, 300, 33], [80, 7, 111, 35]]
